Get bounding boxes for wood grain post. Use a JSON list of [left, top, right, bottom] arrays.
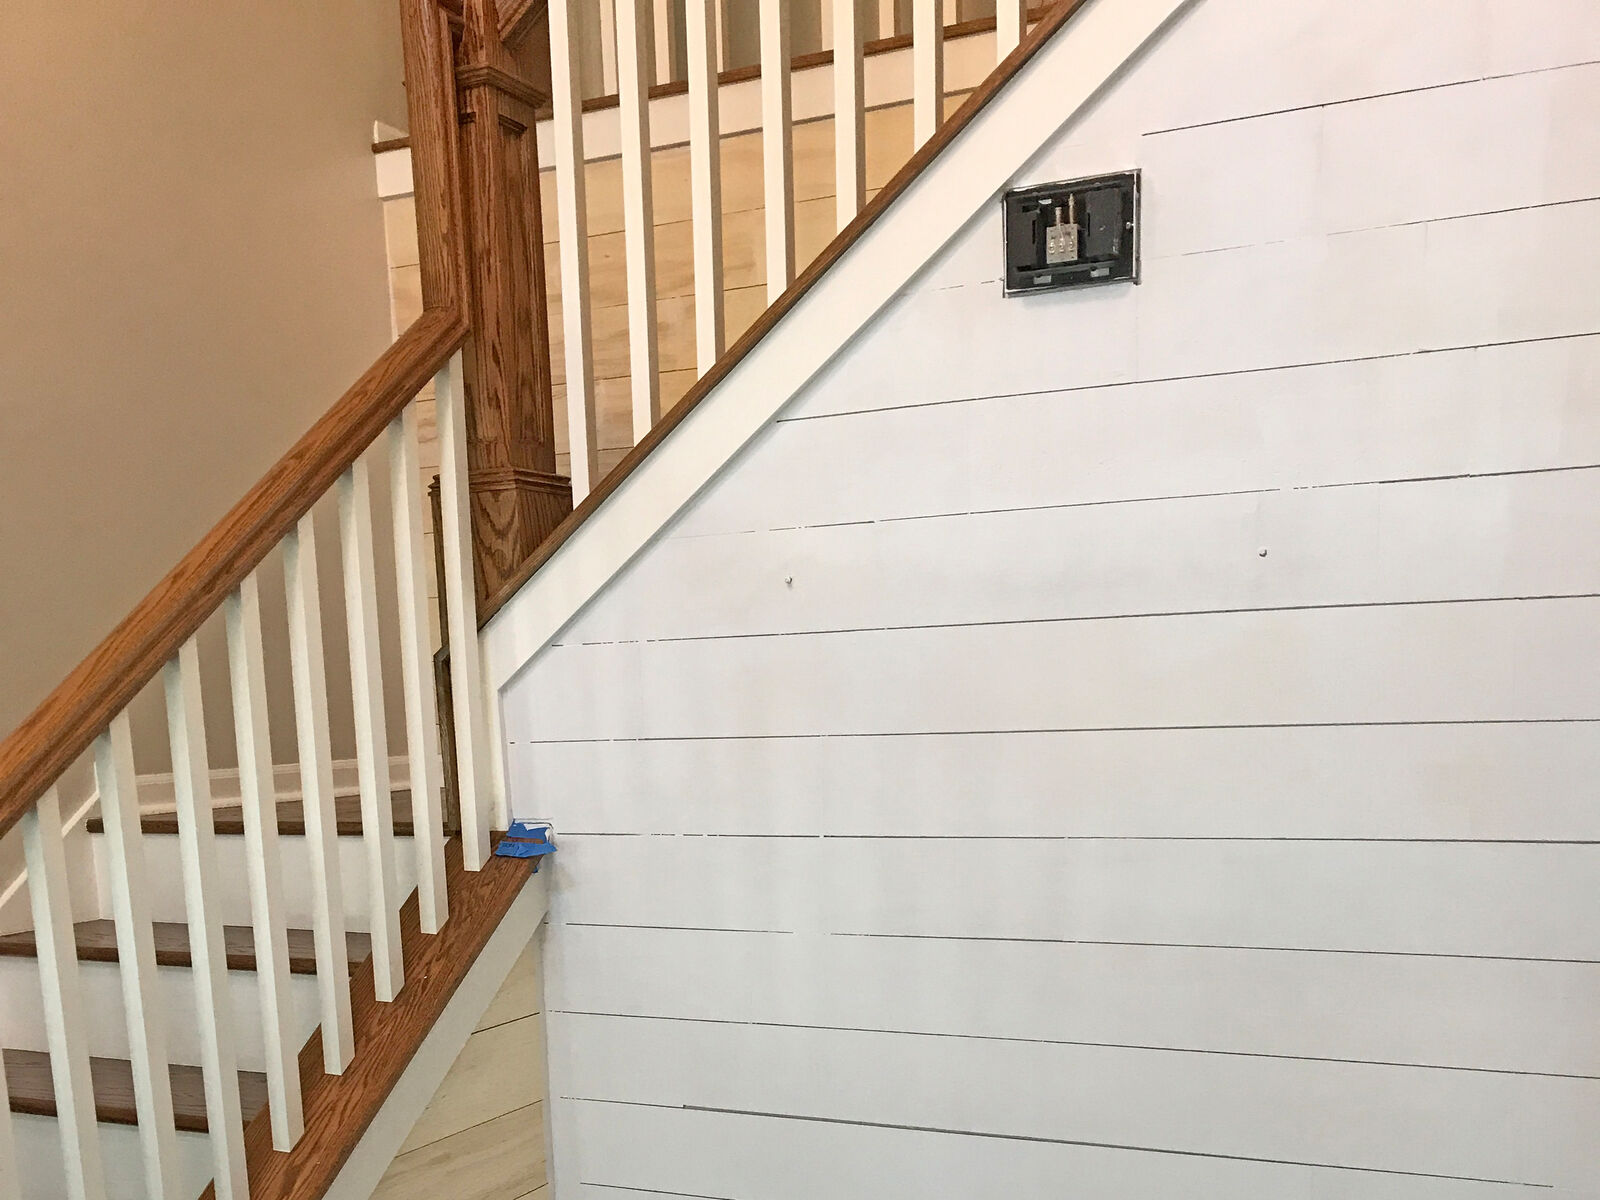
[[455, 0, 571, 603]]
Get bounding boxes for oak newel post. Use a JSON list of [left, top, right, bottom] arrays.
[[455, 0, 571, 604]]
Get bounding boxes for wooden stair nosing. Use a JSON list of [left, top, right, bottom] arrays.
[[0, 919, 373, 977], [3, 1047, 268, 1134], [85, 791, 418, 839]]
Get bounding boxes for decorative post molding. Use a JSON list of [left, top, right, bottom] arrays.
[[455, 0, 571, 603]]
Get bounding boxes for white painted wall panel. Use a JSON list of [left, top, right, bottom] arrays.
[[511, 599, 1600, 738], [546, 835, 1599, 960], [779, 196, 1600, 419], [513, 723, 1600, 839], [563, 1102, 1570, 1200], [674, 334, 1600, 536], [550, 1013, 1599, 1190], [498, 1, 1600, 1195], [548, 924, 1600, 1077], [566, 468, 1600, 643], [1139, 62, 1600, 259]]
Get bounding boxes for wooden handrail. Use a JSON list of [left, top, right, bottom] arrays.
[[0, 310, 468, 840]]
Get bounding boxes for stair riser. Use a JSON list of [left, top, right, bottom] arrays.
[[0, 957, 322, 1074], [90, 830, 420, 932], [14, 1113, 213, 1200]]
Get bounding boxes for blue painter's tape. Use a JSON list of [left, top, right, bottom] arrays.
[[496, 820, 556, 869], [495, 839, 556, 859]]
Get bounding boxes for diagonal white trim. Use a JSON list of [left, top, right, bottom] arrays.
[[482, 0, 1198, 698]]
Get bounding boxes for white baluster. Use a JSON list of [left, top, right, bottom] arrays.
[[943, 0, 959, 26], [389, 408, 448, 935], [618, 0, 662, 439], [760, 0, 794, 303], [21, 786, 106, 1200], [687, 0, 725, 373], [94, 713, 180, 1198], [834, 0, 866, 229], [997, 0, 1027, 57], [435, 352, 494, 870], [551, 0, 601, 498], [283, 515, 355, 1070], [165, 643, 249, 1199], [225, 573, 305, 1149], [0, 1046, 18, 1200], [337, 459, 405, 1000], [913, 0, 943, 146]]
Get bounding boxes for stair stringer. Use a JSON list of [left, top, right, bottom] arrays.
[[479, 0, 1197, 740], [317, 871, 548, 1200]]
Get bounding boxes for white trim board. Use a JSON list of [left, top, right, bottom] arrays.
[[481, 0, 1198, 698], [375, 26, 1005, 199]]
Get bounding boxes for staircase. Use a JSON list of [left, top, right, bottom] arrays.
[[0, 1, 1090, 1198]]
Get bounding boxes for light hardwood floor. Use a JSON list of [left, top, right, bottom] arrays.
[[369, 944, 547, 1200]]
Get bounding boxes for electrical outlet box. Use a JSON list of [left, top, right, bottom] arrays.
[[1003, 171, 1139, 296]]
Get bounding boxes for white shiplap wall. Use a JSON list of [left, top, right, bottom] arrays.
[[502, 0, 1600, 1195]]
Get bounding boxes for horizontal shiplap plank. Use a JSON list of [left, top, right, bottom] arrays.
[[678, 333, 1600, 535], [545, 836, 1600, 960], [1142, 200, 1600, 381], [1139, 62, 1600, 259], [786, 197, 1600, 418], [512, 722, 1600, 840], [550, 1013, 1600, 1191], [923, 59, 1600, 289], [570, 467, 1600, 643], [548, 924, 1600, 1077], [562, 1099, 1561, 1200], [511, 598, 1600, 739]]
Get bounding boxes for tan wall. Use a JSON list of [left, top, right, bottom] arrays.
[[0, 2, 407, 767]]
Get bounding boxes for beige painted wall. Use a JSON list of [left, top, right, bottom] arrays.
[[0, 2, 407, 767]]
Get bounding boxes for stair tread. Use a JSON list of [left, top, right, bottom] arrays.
[[0, 919, 373, 976], [3, 1047, 268, 1132], [86, 791, 417, 838], [203, 835, 535, 1200]]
